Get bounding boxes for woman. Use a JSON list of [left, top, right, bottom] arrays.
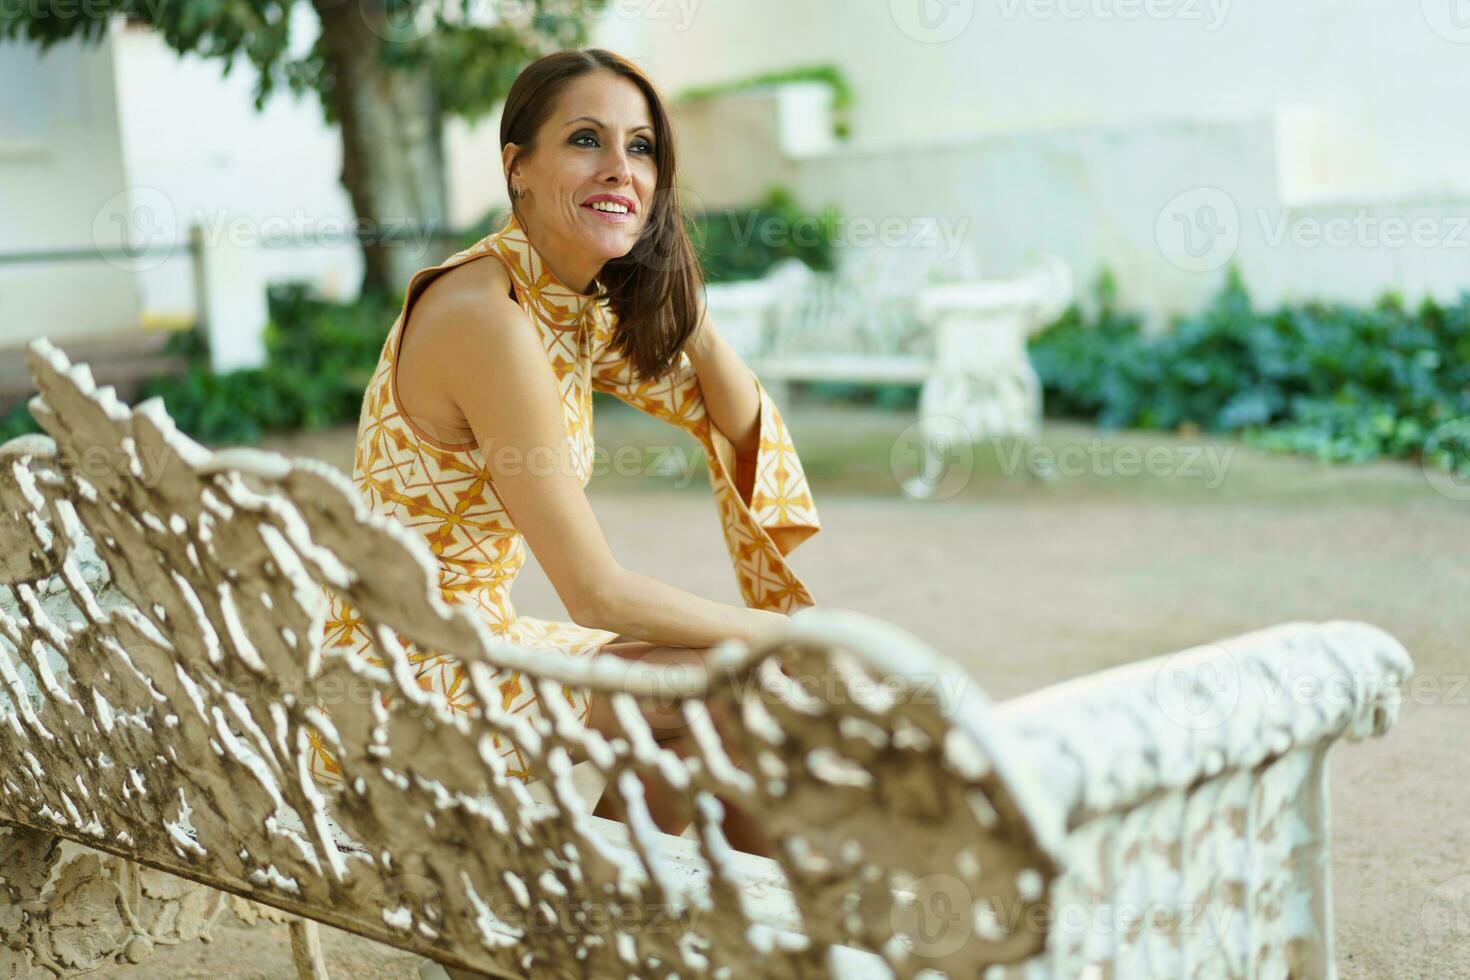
[[312, 49, 821, 857]]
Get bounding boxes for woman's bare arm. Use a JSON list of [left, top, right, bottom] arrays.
[[414, 259, 787, 650], [684, 306, 760, 457]]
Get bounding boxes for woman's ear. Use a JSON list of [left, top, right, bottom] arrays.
[[501, 143, 520, 187]]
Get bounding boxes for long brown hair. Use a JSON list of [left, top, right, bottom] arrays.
[[499, 49, 704, 381]]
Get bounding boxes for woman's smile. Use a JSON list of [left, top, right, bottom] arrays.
[[581, 193, 637, 224]]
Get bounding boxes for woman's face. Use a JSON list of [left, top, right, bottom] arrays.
[[506, 71, 658, 271]]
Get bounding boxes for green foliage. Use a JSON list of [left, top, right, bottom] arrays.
[[1028, 266, 1470, 473], [0, 398, 42, 444], [160, 320, 211, 361], [0, 321, 223, 444], [692, 187, 840, 283], [407, 15, 596, 123], [2, 0, 599, 121], [138, 283, 398, 444], [800, 382, 921, 410], [677, 64, 855, 139]]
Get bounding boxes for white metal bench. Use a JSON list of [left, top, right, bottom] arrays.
[[0, 339, 1411, 978], [705, 238, 1073, 498]]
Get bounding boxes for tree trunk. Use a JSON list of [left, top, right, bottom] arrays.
[[309, 0, 451, 298]]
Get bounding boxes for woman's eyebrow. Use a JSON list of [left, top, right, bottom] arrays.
[[565, 115, 654, 135]]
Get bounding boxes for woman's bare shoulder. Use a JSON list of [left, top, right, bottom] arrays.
[[404, 252, 525, 358], [396, 251, 533, 441], [416, 251, 518, 323]]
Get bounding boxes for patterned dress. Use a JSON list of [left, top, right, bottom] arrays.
[[310, 211, 821, 782]]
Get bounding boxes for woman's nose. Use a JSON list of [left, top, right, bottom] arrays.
[[602, 146, 632, 183]]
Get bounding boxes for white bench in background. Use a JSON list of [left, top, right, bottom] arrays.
[[0, 339, 1411, 978], [704, 236, 1072, 498]]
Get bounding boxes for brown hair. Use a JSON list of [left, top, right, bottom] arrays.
[[499, 48, 704, 381]]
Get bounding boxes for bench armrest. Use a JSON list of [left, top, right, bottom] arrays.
[[996, 621, 1411, 827], [988, 620, 1412, 978]]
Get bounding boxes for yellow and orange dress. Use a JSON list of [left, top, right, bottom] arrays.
[[310, 211, 821, 782]]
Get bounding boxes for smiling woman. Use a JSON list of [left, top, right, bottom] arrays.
[[312, 49, 822, 857], [497, 50, 702, 383]]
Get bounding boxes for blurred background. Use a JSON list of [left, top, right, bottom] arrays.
[[2, 1, 1468, 977]]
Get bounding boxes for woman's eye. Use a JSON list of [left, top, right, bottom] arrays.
[[572, 131, 654, 155]]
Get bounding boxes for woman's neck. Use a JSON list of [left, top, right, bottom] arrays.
[[519, 216, 600, 296]]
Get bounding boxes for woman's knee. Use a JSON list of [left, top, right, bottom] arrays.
[[583, 689, 691, 746]]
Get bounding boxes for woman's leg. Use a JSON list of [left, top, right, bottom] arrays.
[[581, 636, 774, 858]]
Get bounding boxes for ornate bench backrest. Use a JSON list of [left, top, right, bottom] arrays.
[[0, 339, 1064, 977], [758, 229, 984, 360]]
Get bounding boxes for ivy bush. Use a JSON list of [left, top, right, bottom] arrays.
[[1028, 266, 1470, 473], [134, 283, 397, 444], [691, 186, 839, 283], [0, 398, 40, 444]]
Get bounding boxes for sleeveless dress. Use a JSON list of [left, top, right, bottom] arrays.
[[309, 211, 822, 783]]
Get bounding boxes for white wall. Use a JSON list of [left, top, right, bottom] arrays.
[[598, 0, 1470, 200], [590, 0, 1470, 319], [111, 9, 365, 313], [110, 8, 516, 312], [786, 113, 1470, 322], [0, 26, 141, 345]]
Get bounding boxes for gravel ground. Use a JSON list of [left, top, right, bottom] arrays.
[[93, 403, 1470, 979]]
